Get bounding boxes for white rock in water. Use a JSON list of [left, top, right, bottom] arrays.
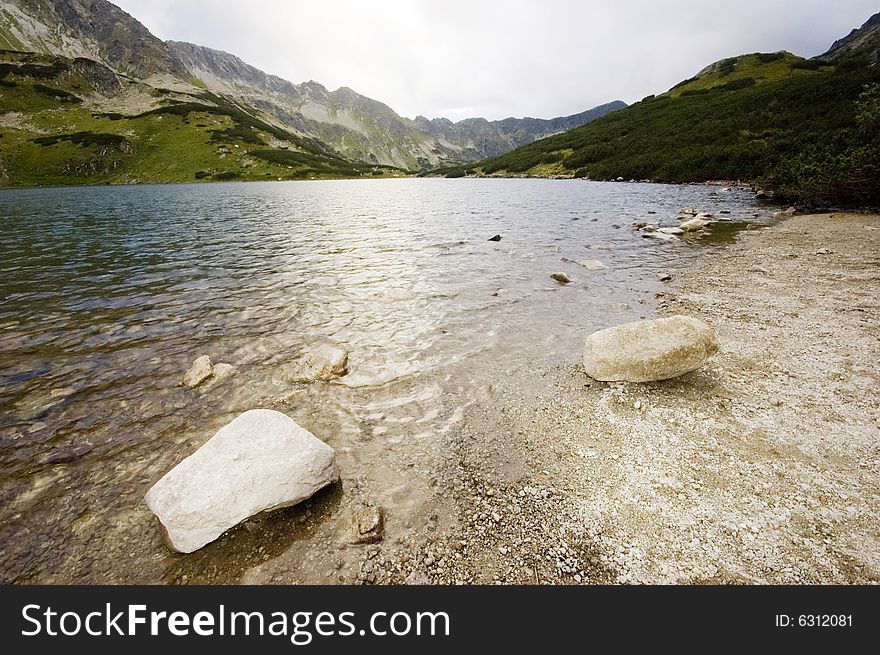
[[575, 259, 609, 270], [657, 227, 684, 235], [145, 409, 338, 553], [680, 218, 710, 232], [284, 344, 349, 382], [182, 355, 213, 388], [583, 315, 719, 382]]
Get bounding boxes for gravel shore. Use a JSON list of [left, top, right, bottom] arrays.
[[374, 212, 880, 584]]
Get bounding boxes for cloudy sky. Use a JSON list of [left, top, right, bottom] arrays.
[[113, 0, 876, 121]]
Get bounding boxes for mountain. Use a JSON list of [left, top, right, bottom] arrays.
[[820, 12, 880, 63], [441, 13, 880, 205], [0, 0, 186, 81], [166, 40, 624, 170], [0, 0, 625, 185]]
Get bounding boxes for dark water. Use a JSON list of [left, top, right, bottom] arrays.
[[0, 178, 775, 583]]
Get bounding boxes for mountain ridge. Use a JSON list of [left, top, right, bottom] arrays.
[[434, 12, 880, 205], [0, 0, 625, 173]]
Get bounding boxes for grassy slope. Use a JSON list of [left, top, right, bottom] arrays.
[[0, 55, 403, 187], [438, 52, 880, 204]]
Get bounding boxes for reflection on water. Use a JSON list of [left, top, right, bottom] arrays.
[[0, 178, 775, 583]]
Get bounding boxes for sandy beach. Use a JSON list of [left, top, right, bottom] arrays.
[[347, 212, 880, 585]]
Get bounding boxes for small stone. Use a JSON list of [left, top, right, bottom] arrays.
[[816, 248, 832, 255], [749, 265, 769, 274], [575, 259, 608, 271], [350, 505, 384, 544], [680, 218, 710, 232], [182, 355, 213, 388], [657, 272, 672, 282], [550, 273, 572, 285], [488, 234, 502, 242]]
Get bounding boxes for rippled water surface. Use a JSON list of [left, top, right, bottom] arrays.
[[0, 178, 775, 582]]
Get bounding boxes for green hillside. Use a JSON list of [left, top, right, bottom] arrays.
[[437, 50, 880, 205], [0, 52, 402, 187]]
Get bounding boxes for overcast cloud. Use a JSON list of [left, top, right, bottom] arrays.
[[112, 0, 877, 121]]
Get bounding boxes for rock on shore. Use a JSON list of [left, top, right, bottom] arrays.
[[145, 409, 339, 553], [583, 315, 719, 382]]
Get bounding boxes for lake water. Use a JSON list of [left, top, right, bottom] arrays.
[[0, 178, 776, 583]]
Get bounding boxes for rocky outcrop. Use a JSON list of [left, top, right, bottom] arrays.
[[819, 12, 880, 63], [145, 409, 338, 553], [583, 315, 719, 382]]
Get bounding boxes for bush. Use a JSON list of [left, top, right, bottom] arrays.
[[719, 77, 757, 91], [758, 52, 785, 63], [32, 83, 82, 103], [33, 131, 129, 149], [791, 59, 828, 70]]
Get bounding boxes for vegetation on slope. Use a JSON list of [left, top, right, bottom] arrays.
[[0, 53, 403, 187], [436, 50, 880, 205]]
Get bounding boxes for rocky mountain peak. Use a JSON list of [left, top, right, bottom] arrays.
[[820, 11, 880, 62]]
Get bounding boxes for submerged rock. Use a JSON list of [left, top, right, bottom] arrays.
[[575, 259, 609, 271], [182, 355, 213, 388], [657, 227, 684, 235], [284, 344, 349, 383], [550, 272, 572, 284], [15, 387, 75, 421], [145, 409, 339, 553], [583, 315, 719, 382]]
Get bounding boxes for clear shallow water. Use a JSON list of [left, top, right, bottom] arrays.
[[0, 178, 775, 582]]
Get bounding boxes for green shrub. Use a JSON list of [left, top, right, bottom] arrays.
[[32, 83, 82, 103], [33, 131, 129, 149], [758, 52, 785, 63]]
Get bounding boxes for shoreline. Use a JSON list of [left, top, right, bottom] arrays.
[[362, 211, 880, 584], [2, 210, 877, 585]]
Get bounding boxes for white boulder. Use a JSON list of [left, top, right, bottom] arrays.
[[680, 218, 710, 232], [583, 315, 719, 382], [145, 409, 339, 553]]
